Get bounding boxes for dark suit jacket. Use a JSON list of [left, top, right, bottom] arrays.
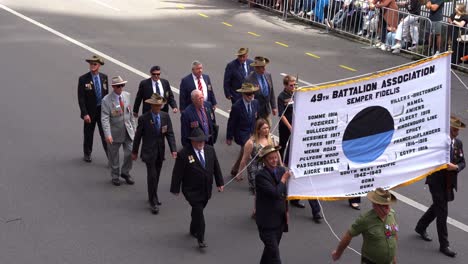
[[179, 74, 217, 111], [77, 72, 109, 118], [255, 166, 288, 230], [244, 72, 276, 118], [223, 58, 253, 102], [170, 145, 224, 204], [133, 78, 177, 114], [426, 138, 465, 197], [226, 99, 258, 146], [180, 102, 216, 147], [132, 111, 177, 163]]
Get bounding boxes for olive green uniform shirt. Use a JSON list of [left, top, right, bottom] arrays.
[[349, 209, 398, 264]]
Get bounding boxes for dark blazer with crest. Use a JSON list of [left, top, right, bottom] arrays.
[[170, 144, 224, 204], [226, 98, 259, 146], [132, 111, 177, 163], [223, 58, 253, 102], [255, 166, 288, 230], [426, 138, 465, 199], [179, 74, 217, 111], [77, 72, 109, 118], [133, 78, 177, 114], [180, 101, 216, 147], [244, 72, 276, 119]]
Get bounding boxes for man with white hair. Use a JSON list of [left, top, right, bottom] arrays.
[[179, 61, 217, 112]]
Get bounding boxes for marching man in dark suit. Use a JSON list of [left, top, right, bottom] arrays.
[[77, 55, 109, 162], [132, 94, 177, 214], [245, 56, 277, 121], [255, 145, 290, 264], [226, 83, 259, 178], [170, 127, 224, 249], [133, 65, 178, 116], [179, 61, 217, 111], [180, 90, 217, 147], [415, 116, 465, 258], [223, 47, 253, 104]]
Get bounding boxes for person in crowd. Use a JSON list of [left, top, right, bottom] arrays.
[[426, 0, 445, 55], [447, 4, 468, 64], [226, 83, 259, 179], [245, 56, 277, 121], [325, 0, 355, 30], [170, 127, 224, 249], [332, 188, 398, 263], [381, 25, 398, 52], [415, 116, 465, 258], [77, 55, 109, 162], [390, 0, 422, 53], [255, 145, 290, 264], [132, 93, 177, 214], [179, 61, 217, 112], [101, 76, 136, 186], [373, 0, 399, 47], [180, 90, 217, 147], [223, 48, 253, 105], [133, 66, 178, 116]]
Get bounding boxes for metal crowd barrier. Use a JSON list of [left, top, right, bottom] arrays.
[[435, 20, 468, 67]]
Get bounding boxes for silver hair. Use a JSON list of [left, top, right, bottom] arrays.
[[191, 89, 202, 101], [191, 60, 202, 69]]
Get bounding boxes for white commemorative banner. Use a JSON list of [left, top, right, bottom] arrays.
[[288, 54, 451, 199]]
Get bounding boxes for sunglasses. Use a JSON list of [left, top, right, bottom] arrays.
[[115, 84, 125, 88], [151, 73, 161, 76], [245, 93, 254, 96]]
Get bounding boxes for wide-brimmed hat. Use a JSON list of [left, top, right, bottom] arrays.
[[367, 188, 397, 205], [450, 115, 466, 129], [145, 93, 167, 105], [85, 55, 105, 65], [258, 144, 281, 159], [188, 127, 209, 142], [250, 56, 270, 67], [236, 82, 259, 93], [111, 76, 128, 86], [236, 48, 249, 56]]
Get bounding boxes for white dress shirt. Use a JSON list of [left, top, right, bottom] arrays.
[[193, 147, 205, 164], [152, 79, 164, 96], [192, 74, 208, 101]]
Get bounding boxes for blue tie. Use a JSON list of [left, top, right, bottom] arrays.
[[94, 75, 102, 106], [199, 109, 209, 135], [198, 150, 205, 168], [153, 114, 160, 135], [243, 63, 248, 78], [260, 75, 269, 97], [155, 81, 161, 95], [247, 103, 252, 117]]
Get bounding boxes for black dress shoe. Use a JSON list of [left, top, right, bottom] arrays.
[[111, 179, 121, 186], [150, 204, 159, 214], [440, 247, 457, 257], [83, 154, 92, 163], [349, 203, 361, 210], [156, 201, 162, 206], [313, 214, 323, 224], [290, 200, 305, 208], [415, 228, 432, 241], [121, 174, 135, 185], [198, 240, 207, 248]]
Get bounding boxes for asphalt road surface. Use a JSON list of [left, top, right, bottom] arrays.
[[1, 0, 467, 263]]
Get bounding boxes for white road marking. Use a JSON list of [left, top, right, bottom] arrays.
[[1, 3, 467, 233], [91, 0, 121, 12]]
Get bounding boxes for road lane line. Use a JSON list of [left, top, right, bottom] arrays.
[[248, 31, 260, 37], [198, 13, 209, 18], [176, 4, 185, 9], [305, 52, 320, 59], [92, 0, 121, 11], [275, 41, 289, 47], [222, 22, 233, 27], [2, 3, 466, 233], [339, 64, 357, 72]]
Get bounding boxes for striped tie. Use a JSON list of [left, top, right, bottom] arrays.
[[197, 76, 204, 95]]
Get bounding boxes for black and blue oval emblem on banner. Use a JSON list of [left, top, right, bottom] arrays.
[[342, 106, 394, 163]]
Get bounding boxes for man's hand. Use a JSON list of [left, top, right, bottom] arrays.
[[281, 170, 291, 183], [171, 152, 177, 159], [131, 153, 138, 161], [173, 108, 179, 113], [83, 115, 91, 123], [133, 112, 138, 118], [218, 186, 224, 192], [172, 192, 179, 196], [331, 250, 341, 261], [226, 96, 232, 100], [226, 139, 232, 146], [106, 136, 113, 144], [213, 105, 217, 110], [447, 162, 458, 171], [426, 1, 431, 9], [272, 108, 278, 116]]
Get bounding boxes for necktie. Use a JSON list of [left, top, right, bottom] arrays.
[[94, 75, 102, 105], [197, 76, 204, 95], [199, 108, 209, 135], [119, 96, 124, 111], [247, 103, 252, 117], [260, 75, 269, 97], [243, 63, 248, 77], [154, 114, 160, 135], [155, 81, 161, 95], [198, 150, 205, 168]]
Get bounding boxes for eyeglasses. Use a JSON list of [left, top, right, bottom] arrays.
[[245, 93, 254, 96], [114, 84, 125, 88], [151, 73, 161, 76]]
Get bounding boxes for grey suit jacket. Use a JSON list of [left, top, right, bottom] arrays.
[[245, 72, 276, 118], [101, 91, 136, 143]]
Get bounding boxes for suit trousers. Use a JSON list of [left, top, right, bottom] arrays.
[[416, 185, 449, 248], [230, 145, 244, 176], [190, 200, 208, 242], [308, 199, 321, 216], [258, 226, 284, 264], [107, 134, 133, 180], [83, 107, 107, 156], [146, 160, 163, 205]]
